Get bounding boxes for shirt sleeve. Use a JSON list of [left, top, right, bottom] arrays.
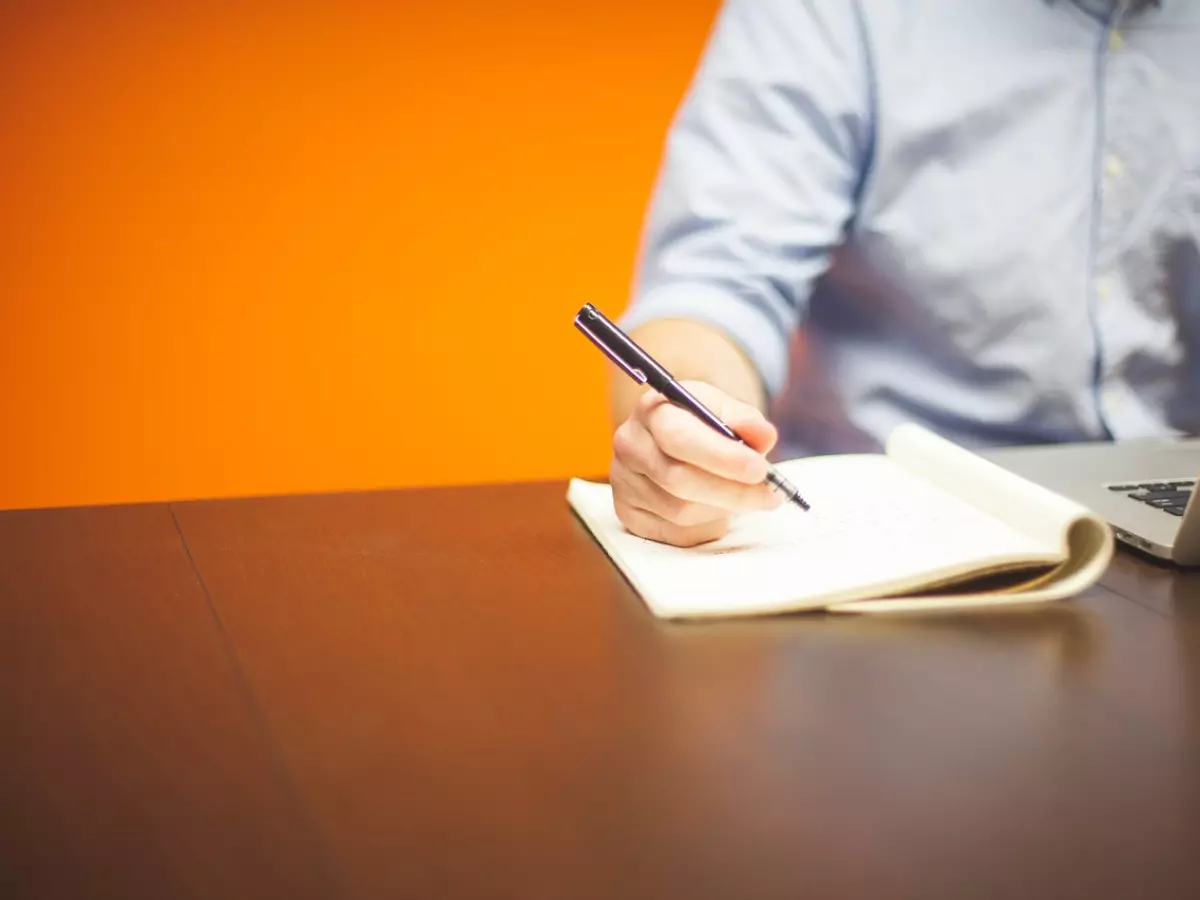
[[621, 0, 874, 397]]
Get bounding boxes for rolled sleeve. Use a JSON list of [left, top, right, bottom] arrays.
[[624, 0, 873, 398], [619, 283, 792, 398]]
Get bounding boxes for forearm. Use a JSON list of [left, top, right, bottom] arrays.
[[609, 318, 767, 427]]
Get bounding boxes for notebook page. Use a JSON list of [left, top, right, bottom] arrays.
[[829, 502, 1115, 614], [884, 424, 1094, 548], [568, 454, 1059, 620]]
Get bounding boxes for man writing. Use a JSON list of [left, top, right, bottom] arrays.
[[610, 0, 1200, 546]]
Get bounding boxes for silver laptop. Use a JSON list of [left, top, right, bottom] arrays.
[[982, 437, 1200, 565]]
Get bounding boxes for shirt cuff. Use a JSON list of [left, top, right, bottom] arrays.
[[618, 284, 791, 398]]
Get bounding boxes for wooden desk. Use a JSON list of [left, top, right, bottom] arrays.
[[3, 483, 1199, 899]]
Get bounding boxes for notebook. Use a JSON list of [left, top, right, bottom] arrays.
[[567, 424, 1115, 618]]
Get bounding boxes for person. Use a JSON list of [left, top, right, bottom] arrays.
[[609, 0, 1200, 547]]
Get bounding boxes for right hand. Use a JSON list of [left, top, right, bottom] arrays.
[[610, 381, 783, 547]]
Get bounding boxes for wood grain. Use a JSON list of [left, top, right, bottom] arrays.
[[173, 482, 1200, 900], [0, 504, 334, 900]]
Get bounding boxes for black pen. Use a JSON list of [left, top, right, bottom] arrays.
[[574, 303, 811, 512]]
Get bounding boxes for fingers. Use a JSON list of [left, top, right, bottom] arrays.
[[679, 381, 780, 454], [611, 462, 731, 547], [610, 460, 729, 529], [613, 501, 730, 548], [635, 384, 778, 485], [613, 415, 780, 512], [608, 380, 785, 547]]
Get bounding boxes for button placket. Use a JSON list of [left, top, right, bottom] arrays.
[[1095, 9, 1133, 432]]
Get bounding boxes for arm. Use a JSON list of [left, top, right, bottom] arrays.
[[609, 0, 874, 546], [621, 0, 873, 398]]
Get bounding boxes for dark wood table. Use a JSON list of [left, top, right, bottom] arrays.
[[3, 482, 1199, 900]]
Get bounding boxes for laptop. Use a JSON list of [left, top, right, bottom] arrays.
[[982, 437, 1200, 565]]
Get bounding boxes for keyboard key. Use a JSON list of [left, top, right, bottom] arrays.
[[1143, 496, 1187, 508], [1164, 506, 1187, 516], [1135, 490, 1190, 503]]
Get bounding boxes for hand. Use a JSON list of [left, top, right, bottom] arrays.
[[610, 381, 783, 547]]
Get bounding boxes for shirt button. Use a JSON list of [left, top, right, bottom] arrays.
[[1105, 155, 1125, 179], [1097, 277, 1113, 299], [1109, 30, 1124, 52]]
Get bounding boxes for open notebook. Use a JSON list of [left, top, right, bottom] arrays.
[[568, 424, 1114, 618]]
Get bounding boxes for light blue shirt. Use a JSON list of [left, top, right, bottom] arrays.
[[621, 0, 1200, 457]]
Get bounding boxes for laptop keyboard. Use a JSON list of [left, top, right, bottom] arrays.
[[1107, 480, 1196, 517]]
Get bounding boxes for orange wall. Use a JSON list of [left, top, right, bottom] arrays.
[[0, 0, 719, 510]]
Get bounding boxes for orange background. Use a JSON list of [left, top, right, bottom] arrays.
[[0, 0, 719, 511]]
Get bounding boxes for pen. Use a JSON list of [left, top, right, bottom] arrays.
[[573, 303, 811, 512]]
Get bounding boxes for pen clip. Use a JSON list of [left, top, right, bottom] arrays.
[[574, 306, 649, 385]]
